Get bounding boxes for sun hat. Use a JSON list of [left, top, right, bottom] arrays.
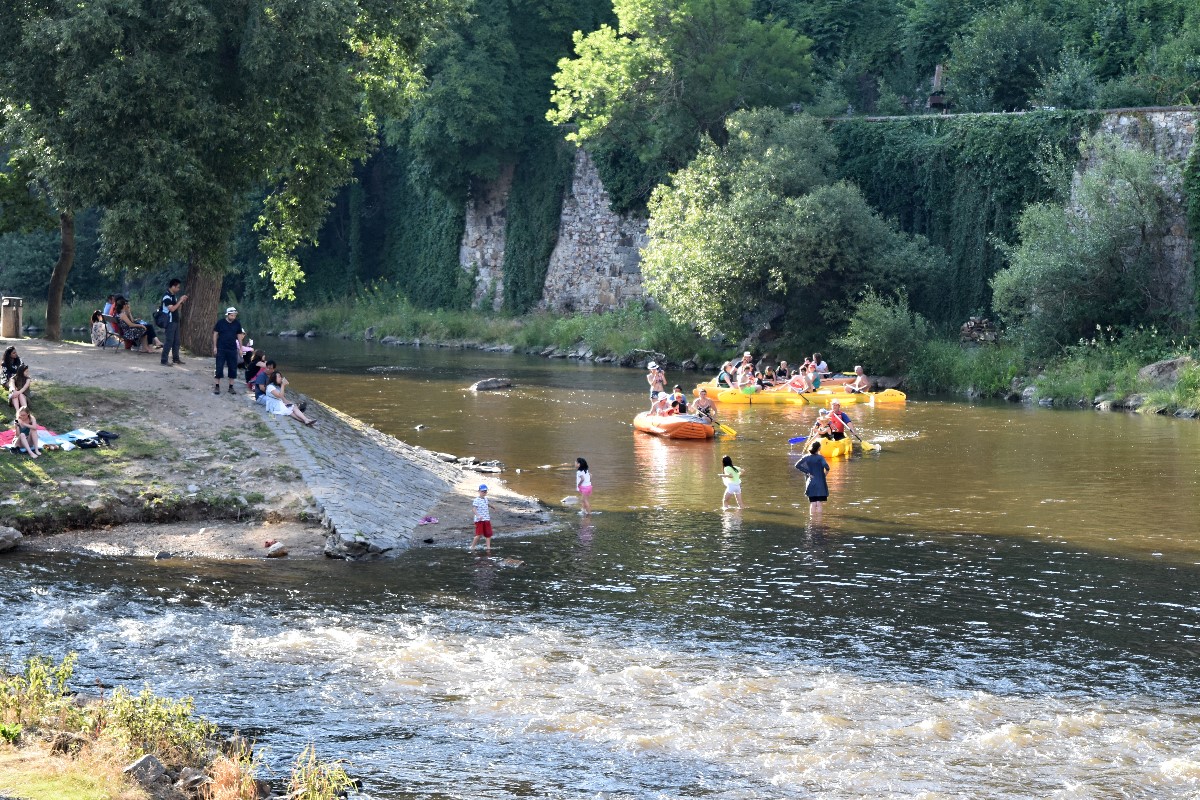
[[478, 484, 488, 491], [225, 306, 238, 315], [819, 408, 829, 416], [648, 361, 658, 369], [743, 351, 752, 357]]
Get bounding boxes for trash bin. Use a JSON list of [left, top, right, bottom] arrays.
[[1, 297, 24, 339]]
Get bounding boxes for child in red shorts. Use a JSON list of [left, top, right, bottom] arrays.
[[469, 484, 492, 553]]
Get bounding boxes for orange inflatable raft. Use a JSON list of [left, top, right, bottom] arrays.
[[633, 412, 716, 440]]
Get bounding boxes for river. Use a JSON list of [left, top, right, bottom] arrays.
[[4, 340, 1200, 798]]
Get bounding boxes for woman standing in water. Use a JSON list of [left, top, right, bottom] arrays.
[[575, 457, 592, 514], [795, 440, 831, 518], [720, 455, 743, 510]]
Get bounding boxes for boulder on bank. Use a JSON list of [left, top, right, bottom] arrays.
[[469, 378, 512, 391], [0, 526, 22, 553], [1138, 356, 1195, 388], [123, 754, 166, 787]]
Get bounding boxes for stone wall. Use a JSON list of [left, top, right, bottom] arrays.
[[540, 150, 649, 312], [1091, 109, 1197, 323], [458, 164, 514, 311]]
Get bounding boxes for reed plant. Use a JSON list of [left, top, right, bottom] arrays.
[[287, 744, 355, 800], [205, 737, 263, 800], [0, 653, 84, 731]]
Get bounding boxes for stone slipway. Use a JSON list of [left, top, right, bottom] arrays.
[[261, 398, 550, 558]]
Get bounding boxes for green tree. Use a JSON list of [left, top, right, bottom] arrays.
[[0, 0, 442, 347], [993, 134, 1182, 356], [1032, 49, 1100, 109], [641, 109, 946, 341], [549, 0, 814, 213], [946, 4, 1061, 111]]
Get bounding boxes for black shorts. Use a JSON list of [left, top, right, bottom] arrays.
[[214, 348, 239, 379], [830, 431, 846, 440], [808, 495, 828, 503]]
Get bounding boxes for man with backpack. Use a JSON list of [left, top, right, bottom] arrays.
[[158, 279, 188, 366]]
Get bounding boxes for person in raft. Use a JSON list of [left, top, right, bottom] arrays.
[[720, 454, 743, 510], [827, 399, 858, 441], [650, 391, 672, 416], [692, 387, 716, 420], [795, 439, 831, 517], [470, 484, 492, 553], [670, 386, 689, 414], [846, 365, 870, 393], [646, 361, 666, 401], [575, 457, 592, 514]]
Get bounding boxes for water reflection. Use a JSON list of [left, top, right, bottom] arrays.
[[6, 342, 1200, 797]]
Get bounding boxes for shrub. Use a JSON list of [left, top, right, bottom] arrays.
[[833, 290, 931, 376], [103, 687, 216, 767], [0, 654, 82, 730], [288, 744, 355, 800]]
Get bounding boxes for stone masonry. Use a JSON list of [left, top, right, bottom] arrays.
[[261, 398, 463, 557], [540, 149, 649, 313], [1092, 109, 1198, 324], [459, 164, 514, 311]]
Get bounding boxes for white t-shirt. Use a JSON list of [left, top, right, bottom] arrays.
[[576, 469, 592, 490]]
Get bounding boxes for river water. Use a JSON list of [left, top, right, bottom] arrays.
[[4, 341, 1200, 798]]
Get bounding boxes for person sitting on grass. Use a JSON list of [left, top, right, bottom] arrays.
[[7, 365, 31, 412], [12, 406, 42, 458], [2, 346, 24, 387], [264, 371, 316, 426]]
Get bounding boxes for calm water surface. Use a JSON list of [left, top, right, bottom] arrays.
[[4, 340, 1200, 798]]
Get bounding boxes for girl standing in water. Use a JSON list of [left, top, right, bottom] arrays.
[[575, 457, 593, 514], [720, 455, 743, 510], [795, 440, 831, 518]]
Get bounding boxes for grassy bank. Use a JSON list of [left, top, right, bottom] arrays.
[[28, 291, 1200, 413], [1, 654, 352, 799], [31, 290, 727, 365], [0, 383, 266, 534]]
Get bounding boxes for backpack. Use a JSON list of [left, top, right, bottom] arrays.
[[153, 308, 169, 327]]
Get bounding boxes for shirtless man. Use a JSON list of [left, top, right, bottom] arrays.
[[847, 365, 870, 393]]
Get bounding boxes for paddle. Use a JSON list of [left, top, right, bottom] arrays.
[[715, 421, 737, 436], [787, 435, 808, 445], [850, 428, 879, 451]]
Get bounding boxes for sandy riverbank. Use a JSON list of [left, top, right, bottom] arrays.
[[3, 337, 552, 559]]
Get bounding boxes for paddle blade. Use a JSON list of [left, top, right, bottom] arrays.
[[788, 435, 808, 445], [718, 423, 737, 436], [861, 440, 879, 451]]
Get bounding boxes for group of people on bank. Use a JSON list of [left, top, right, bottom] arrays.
[[3, 344, 42, 457], [88, 279, 315, 427]]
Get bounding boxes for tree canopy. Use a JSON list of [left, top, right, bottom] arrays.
[[0, 0, 443, 343], [548, 0, 814, 212], [641, 108, 947, 343]]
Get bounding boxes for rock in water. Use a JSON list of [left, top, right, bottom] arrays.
[[469, 377, 512, 391], [0, 526, 22, 553], [266, 542, 289, 558]]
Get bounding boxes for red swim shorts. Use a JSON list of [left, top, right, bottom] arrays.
[[474, 520, 493, 538]]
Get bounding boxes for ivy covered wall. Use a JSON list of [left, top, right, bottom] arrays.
[[830, 111, 1100, 326]]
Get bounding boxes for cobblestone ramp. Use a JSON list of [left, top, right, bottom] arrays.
[[261, 399, 463, 556]]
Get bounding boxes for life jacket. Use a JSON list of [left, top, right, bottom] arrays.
[[829, 412, 847, 433]]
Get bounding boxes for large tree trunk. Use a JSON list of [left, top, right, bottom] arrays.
[[44, 212, 75, 342], [182, 254, 224, 356]]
